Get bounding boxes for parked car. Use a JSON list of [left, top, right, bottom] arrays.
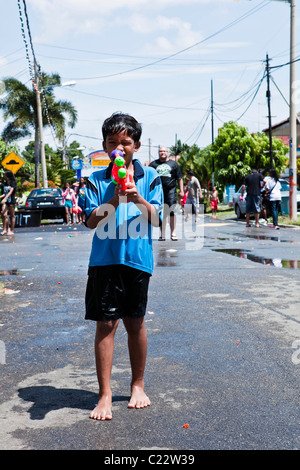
[[232, 179, 300, 219], [25, 187, 66, 221]]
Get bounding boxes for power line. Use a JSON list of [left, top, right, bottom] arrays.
[[64, 87, 208, 112], [214, 67, 265, 108], [270, 54, 300, 70], [270, 76, 289, 107], [37, 52, 261, 68], [235, 72, 266, 122], [36, 43, 261, 64], [62, 0, 270, 81], [183, 107, 211, 145]]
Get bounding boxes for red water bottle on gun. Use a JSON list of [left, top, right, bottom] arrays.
[[111, 149, 130, 191]]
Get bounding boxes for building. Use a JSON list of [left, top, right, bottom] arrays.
[[262, 112, 300, 151]]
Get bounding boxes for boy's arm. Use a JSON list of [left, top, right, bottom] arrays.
[[120, 180, 161, 227], [86, 184, 160, 228], [86, 190, 119, 229]]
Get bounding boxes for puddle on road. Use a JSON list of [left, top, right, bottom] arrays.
[[0, 268, 34, 276], [205, 233, 295, 244], [232, 233, 295, 243], [213, 248, 300, 269], [0, 269, 19, 276], [156, 248, 179, 267]]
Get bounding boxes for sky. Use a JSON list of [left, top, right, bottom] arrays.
[[0, 0, 299, 164]]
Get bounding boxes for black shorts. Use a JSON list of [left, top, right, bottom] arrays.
[[85, 265, 150, 322], [163, 188, 177, 216]]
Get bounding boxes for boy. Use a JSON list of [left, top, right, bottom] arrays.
[[84, 113, 163, 420], [209, 186, 219, 219]]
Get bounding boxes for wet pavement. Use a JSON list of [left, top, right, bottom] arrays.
[[0, 213, 300, 451]]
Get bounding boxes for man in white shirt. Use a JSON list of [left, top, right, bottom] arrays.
[[265, 169, 282, 229]]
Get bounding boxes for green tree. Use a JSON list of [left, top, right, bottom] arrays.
[[45, 154, 76, 187], [21, 140, 77, 188], [170, 139, 190, 157], [211, 121, 288, 188], [62, 140, 84, 169], [0, 74, 77, 186], [171, 140, 213, 196]]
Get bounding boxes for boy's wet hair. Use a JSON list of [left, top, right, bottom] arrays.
[[102, 112, 142, 143]]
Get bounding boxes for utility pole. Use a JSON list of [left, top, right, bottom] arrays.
[[211, 79, 215, 186], [289, 0, 297, 219], [244, 0, 297, 218], [34, 59, 48, 188], [266, 53, 274, 169]]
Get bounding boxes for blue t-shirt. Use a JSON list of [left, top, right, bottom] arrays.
[[85, 159, 163, 275]]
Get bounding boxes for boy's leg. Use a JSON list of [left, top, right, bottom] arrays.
[[90, 319, 119, 420], [123, 316, 151, 409]]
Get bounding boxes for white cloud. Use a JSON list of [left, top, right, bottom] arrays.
[[27, 0, 230, 41], [123, 14, 203, 55], [0, 58, 7, 68]]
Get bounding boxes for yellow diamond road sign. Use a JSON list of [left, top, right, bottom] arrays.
[[1, 152, 24, 174]]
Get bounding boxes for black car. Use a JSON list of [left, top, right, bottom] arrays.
[[25, 187, 66, 221]]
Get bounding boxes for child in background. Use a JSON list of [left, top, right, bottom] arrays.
[[62, 181, 76, 225], [209, 186, 219, 219]]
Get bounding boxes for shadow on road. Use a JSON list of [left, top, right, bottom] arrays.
[[18, 386, 129, 420]]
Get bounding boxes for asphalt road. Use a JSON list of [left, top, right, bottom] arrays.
[[0, 213, 300, 451]]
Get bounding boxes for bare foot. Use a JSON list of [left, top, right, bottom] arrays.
[[7, 231, 14, 236], [1, 231, 7, 235], [89, 394, 112, 420], [128, 385, 151, 409]]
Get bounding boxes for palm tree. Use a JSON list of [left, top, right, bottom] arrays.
[[0, 73, 77, 186]]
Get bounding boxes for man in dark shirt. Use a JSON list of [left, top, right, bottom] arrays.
[[241, 169, 266, 227], [149, 146, 184, 240]]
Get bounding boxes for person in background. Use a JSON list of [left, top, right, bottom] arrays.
[[0, 175, 4, 232], [0, 170, 17, 236], [62, 181, 76, 225], [241, 169, 266, 228], [209, 185, 219, 219], [72, 181, 80, 223], [149, 146, 184, 241], [265, 168, 282, 230], [259, 168, 269, 225], [185, 170, 202, 224], [77, 177, 86, 223], [180, 181, 188, 215]]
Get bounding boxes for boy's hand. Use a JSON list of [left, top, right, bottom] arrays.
[[118, 182, 139, 203], [117, 174, 140, 203]]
